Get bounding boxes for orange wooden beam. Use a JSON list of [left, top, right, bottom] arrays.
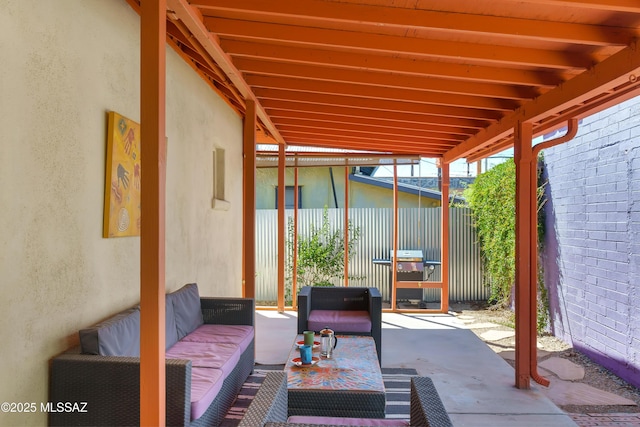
[[237, 58, 541, 100], [274, 120, 466, 143], [224, 40, 564, 87], [282, 139, 444, 157], [140, 0, 167, 425], [166, 19, 244, 104], [514, 121, 533, 389], [518, 0, 640, 13], [246, 74, 519, 111], [262, 100, 491, 129], [166, 0, 284, 144], [196, 0, 633, 46], [207, 17, 591, 70], [254, 87, 503, 121], [266, 110, 476, 136], [242, 99, 257, 298], [444, 42, 640, 163], [277, 127, 462, 146], [278, 135, 453, 156], [277, 144, 286, 312], [265, 108, 483, 132], [277, 129, 455, 147]]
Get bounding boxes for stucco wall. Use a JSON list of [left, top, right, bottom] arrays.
[[0, 1, 243, 424], [543, 96, 640, 388]]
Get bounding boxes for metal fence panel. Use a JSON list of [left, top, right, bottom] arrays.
[[255, 207, 487, 304]]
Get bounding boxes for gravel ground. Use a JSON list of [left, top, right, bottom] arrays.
[[450, 301, 640, 415]]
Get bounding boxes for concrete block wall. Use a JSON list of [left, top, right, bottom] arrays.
[[543, 96, 640, 388]]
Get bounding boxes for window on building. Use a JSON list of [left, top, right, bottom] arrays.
[[275, 186, 302, 209], [211, 147, 229, 210]]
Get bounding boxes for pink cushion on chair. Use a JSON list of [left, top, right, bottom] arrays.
[[181, 324, 254, 352], [189, 367, 223, 421], [287, 416, 409, 426], [308, 310, 372, 333], [166, 341, 241, 377]]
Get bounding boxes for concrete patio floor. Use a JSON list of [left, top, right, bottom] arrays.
[[255, 309, 578, 426]]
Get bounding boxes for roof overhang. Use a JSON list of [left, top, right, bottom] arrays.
[[132, 0, 640, 163]]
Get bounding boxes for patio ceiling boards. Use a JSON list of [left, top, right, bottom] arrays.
[[161, 0, 640, 161]]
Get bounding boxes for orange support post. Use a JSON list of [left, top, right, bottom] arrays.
[[440, 162, 450, 313], [277, 144, 286, 312], [391, 162, 399, 311], [514, 121, 533, 389], [292, 166, 299, 309], [242, 100, 257, 299], [344, 166, 350, 287], [140, 0, 166, 425]]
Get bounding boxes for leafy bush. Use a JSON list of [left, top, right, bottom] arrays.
[[464, 158, 550, 333], [464, 160, 516, 306], [285, 207, 361, 303]]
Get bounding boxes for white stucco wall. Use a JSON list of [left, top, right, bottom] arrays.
[[0, 1, 243, 424]]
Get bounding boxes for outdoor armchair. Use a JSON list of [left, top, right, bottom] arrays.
[[297, 286, 382, 364]]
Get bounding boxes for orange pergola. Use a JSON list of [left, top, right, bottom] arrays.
[[133, 0, 640, 424]]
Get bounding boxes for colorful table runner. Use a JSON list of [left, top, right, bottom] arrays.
[[285, 335, 384, 392]]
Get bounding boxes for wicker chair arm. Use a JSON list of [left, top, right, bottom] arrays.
[[200, 297, 255, 325], [239, 372, 289, 426], [410, 377, 453, 427], [49, 353, 191, 426]]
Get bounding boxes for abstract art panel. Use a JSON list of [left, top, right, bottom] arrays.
[[103, 111, 141, 237]]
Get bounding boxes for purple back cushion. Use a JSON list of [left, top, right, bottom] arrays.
[[308, 310, 372, 333], [165, 293, 179, 349], [79, 306, 140, 356], [171, 283, 204, 339]]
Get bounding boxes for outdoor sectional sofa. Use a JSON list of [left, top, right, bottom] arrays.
[[49, 283, 255, 427]]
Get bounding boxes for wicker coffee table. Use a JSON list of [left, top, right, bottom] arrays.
[[284, 334, 386, 418]]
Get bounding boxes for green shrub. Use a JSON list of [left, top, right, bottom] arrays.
[[464, 158, 550, 333], [285, 207, 361, 304], [464, 160, 516, 307]]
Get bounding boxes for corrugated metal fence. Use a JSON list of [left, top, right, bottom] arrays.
[[255, 208, 488, 304]]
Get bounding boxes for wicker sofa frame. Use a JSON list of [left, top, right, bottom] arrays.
[[239, 372, 453, 427], [49, 297, 255, 427], [297, 286, 382, 363]]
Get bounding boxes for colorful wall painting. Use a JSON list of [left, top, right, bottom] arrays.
[[103, 111, 141, 238]]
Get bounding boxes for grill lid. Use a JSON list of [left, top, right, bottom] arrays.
[[390, 250, 423, 261]]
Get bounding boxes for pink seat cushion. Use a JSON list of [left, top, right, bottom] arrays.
[[166, 341, 241, 377], [190, 367, 223, 421], [287, 416, 409, 426], [180, 324, 254, 352], [308, 310, 372, 333]]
